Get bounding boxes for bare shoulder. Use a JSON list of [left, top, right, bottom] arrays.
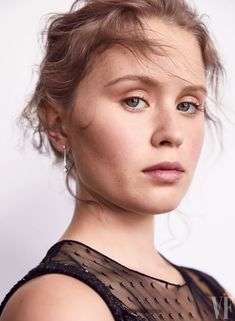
[[0, 274, 115, 321]]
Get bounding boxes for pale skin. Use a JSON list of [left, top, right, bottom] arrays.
[[1, 18, 210, 321], [57, 18, 206, 282]]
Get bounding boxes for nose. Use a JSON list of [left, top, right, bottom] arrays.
[[151, 108, 184, 148]]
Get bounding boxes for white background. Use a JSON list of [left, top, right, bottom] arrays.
[[0, 0, 234, 303]]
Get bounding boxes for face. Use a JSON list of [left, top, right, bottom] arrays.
[[68, 18, 206, 215]]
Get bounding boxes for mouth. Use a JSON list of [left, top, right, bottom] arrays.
[[142, 161, 185, 183]]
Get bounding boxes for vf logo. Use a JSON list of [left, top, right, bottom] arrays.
[[211, 293, 234, 320]]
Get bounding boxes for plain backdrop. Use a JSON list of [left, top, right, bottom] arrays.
[[0, 0, 235, 303]]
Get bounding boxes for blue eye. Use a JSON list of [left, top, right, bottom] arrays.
[[122, 97, 149, 111], [177, 102, 204, 114]]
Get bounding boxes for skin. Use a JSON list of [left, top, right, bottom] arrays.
[[49, 18, 207, 284]]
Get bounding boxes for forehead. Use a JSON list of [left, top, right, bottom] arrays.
[[83, 18, 206, 89]]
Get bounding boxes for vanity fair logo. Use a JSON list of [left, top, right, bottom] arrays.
[[211, 293, 234, 320]]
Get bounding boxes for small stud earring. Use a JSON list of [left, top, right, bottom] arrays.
[[63, 145, 68, 173]]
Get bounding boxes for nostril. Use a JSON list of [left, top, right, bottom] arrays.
[[160, 140, 171, 146]]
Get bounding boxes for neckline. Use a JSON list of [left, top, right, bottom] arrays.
[[55, 239, 189, 288]]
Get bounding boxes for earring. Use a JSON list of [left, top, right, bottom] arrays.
[[63, 145, 68, 173]]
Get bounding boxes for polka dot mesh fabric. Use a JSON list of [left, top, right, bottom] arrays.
[[0, 240, 234, 320]]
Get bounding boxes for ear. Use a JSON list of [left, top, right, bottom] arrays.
[[39, 104, 70, 154]]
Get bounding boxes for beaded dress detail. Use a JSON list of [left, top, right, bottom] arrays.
[[0, 240, 234, 320]]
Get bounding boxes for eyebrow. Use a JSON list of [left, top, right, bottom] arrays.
[[104, 74, 207, 95]]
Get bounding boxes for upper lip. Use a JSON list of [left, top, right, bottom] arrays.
[[142, 161, 185, 172]]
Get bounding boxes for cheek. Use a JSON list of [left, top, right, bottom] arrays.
[[71, 116, 142, 204], [71, 111, 140, 180], [187, 122, 205, 167]]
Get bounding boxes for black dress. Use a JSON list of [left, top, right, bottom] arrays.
[[0, 239, 234, 320]]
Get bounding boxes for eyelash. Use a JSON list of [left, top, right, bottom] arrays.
[[178, 102, 205, 114], [121, 96, 205, 115], [121, 96, 149, 112]]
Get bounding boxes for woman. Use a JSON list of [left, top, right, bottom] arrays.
[[0, 0, 234, 320]]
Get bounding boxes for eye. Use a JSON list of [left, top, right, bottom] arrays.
[[121, 96, 149, 112], [177, 101, 204, 115]]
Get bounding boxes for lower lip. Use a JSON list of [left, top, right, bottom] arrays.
[[143, 169, 184, 182]]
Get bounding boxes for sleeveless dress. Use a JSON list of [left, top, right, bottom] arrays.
[[0, 239, 234, 320]]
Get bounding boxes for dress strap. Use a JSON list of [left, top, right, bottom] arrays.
[[0, 260, 144, 321]]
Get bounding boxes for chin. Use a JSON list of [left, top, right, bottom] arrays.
[[147, 190, 184, 210], [150, 196, 185, 214], [128, 198, 183, 216], [153, 206, 178, 215], [150, 204, 180, 215]]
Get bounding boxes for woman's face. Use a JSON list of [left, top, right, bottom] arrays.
[[68, 18, 206, 215]]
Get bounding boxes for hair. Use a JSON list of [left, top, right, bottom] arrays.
[[18, 0, 225, 230]]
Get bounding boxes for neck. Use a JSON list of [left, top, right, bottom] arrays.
[[59, 199, 163, 271], [59, 191, 186, 285]]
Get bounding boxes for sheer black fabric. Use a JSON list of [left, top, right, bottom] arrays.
[[1, 239, 234, 320]]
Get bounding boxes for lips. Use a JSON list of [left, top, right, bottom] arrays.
[[142, 161, 185, 183], [142, 161, 185, 172]]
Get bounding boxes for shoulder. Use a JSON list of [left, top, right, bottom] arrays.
[[0, 273, 115, 321], [184, 266, 223, 286], [181, 265, 230, 296]]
